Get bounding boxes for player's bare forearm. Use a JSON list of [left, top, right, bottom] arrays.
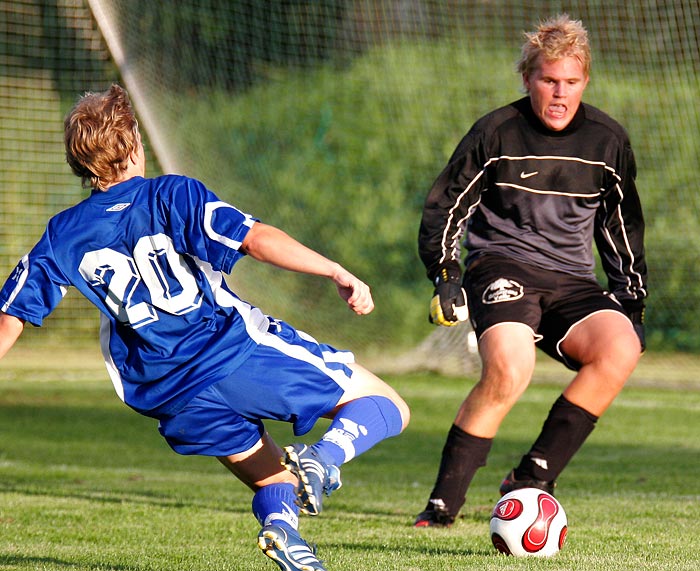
[[0, 311, 24, 360], [240, 222, 374, 315], [241, 222, 340, 277]]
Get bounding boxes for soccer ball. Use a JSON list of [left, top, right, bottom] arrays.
[[490, 488, 568, 557]]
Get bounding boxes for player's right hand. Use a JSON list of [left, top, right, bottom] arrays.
[[333, 265, 374, 315], [429, 263, 469, 327]]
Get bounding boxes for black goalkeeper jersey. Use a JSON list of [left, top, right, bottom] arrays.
[[418, 96, 647, 304]]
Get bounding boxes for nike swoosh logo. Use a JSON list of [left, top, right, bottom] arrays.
[[520, 171, 538, 179]]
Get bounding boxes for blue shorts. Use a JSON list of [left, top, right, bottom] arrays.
[[157, 319, 354, 456]]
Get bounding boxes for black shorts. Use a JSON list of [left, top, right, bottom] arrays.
[[464, 254, 627, 370]]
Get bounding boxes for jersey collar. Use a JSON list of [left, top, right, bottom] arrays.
[[89, 176, 145, 201], [517, 96, 586, 137]]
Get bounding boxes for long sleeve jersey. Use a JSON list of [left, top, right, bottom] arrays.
[[418, 97, 647, 305]]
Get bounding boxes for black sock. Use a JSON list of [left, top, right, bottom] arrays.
[[425, 424, 492, 517], [514, 394, 598, 483]]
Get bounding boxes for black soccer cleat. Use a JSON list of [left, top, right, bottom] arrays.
[[413, 498, 455, 528], [499, 468, 556, 496]]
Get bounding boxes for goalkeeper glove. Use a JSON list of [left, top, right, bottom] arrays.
[[429, 262, 469, 327], [622, 300, 646, 353]]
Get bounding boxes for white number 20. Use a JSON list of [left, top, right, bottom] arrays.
[[79, 233, 202, 328]]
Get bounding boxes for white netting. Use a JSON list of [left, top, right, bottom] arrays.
[[1, 1, 699, 374]]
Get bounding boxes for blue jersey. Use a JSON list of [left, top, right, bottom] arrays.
[[0, 174, 273, 417]]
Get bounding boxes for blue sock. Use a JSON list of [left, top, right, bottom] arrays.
[[312, 396, 403, 466], [252, 483, 299, 531]]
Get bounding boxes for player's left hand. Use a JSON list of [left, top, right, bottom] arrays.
[[622, 301, 646, 353], [333, 267, 374, 315]]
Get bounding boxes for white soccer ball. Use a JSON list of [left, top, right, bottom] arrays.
[[490, 488, 568, 557]]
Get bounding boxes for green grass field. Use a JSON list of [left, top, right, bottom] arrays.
[[0, 350, 698, 571]]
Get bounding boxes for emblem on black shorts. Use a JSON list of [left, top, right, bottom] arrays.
[[482, 278, 524, 304]]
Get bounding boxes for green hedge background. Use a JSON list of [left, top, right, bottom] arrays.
[[1, 1, 699, 363]]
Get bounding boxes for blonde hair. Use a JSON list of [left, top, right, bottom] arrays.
[[64, 84, 140, 191], [517, 14, 591, 79]]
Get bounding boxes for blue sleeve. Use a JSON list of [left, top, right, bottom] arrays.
[[0, 231, 69, 326], [166, 177, 257, 274]]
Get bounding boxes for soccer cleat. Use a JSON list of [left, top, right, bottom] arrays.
[[413, 498, 455, 528], [257, 524, 327, 571], [499, 468, 556, 496], [282, 444, 342, 516]]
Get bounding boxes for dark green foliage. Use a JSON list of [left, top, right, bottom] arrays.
[[166, 44, 699, 352], [3, 2, 700, 354]]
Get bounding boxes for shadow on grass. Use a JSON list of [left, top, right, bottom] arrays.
[[0, 482, 252, 516], [0, 554, 136, 570], [329, 539, 495, 557]]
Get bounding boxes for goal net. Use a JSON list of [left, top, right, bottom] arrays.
[[1, 1, 699, 376]]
